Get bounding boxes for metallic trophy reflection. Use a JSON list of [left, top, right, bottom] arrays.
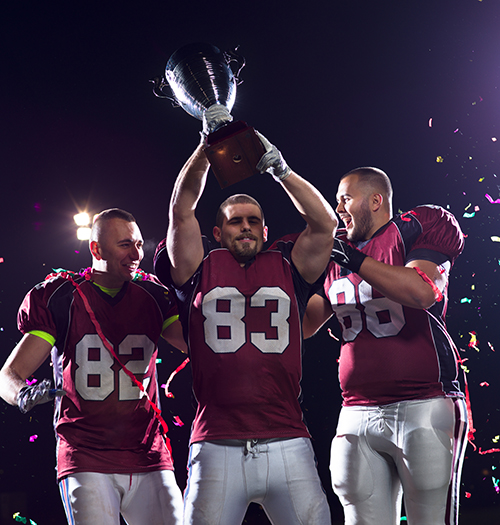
[[151, 43, 264, 189]]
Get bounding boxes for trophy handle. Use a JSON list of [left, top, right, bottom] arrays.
[[149, 76, 179, 107], [224, 46, 246, 85]]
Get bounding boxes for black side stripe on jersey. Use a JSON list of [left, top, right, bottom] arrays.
[[46, 278, 82, 355], [391, 212, 423, 260]]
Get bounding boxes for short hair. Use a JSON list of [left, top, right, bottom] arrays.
[[215, 194, 265, 229], [90, 208, 136, 242], [341, 167, 393, 203]]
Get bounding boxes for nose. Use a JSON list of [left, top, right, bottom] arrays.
[[336, 201, 344, 214], [241, 219, 251, 231], [130, 244, 142, 261]]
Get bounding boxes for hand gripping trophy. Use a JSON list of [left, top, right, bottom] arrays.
[[151, 43, 265, 188]]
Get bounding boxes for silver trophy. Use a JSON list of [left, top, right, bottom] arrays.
[[151, 43, 264, 188]]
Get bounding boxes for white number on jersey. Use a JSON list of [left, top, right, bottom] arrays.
[[75, 334, 154, 401], [327, 278, 405, 341], [202, 286, 291, 354]]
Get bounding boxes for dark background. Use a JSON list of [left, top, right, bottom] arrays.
[[1, 1, 499, 523]]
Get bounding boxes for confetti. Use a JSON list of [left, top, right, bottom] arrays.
[[155, 358, 162, 364], [29, 435, 38, 442], [327, 328, 339, 341], [428, 118, 433, 127], [436, 156, 444, 163], [479, 382, 490, 387], [488, 341, 495, 352], [173, 415, 184, 427], [478, 447, 500, 455], [493, 435, 500, 444], [460, 297, 472, 303], [463, 212, 475, 218], [492, 137, 498, 142], [491, 236, 500, 242], [468, 331, 479, 350], [465, 492, 471, 498], [492, 477, 500, 494], [164, 357, 190, 398], [485, 194, 500, 204], [0, 257, 4, 263], [12, 513, 37, 525]]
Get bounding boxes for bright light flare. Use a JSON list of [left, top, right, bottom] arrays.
[[77, 227, 92, 240], [74, 212, 90, 226]]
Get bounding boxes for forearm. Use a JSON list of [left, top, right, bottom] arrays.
[[357, 257, 439, 309], [0, 334, 53, 406], [0, 366, 25, 406], [167, 143, 210, 285], [280, 172, 337, 235], [169, 143, 210, 220]]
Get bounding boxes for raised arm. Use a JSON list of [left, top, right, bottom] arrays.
[[281, 173, 337, 283], [167, 143, 210, 287], [256, 132, 337, 283], [167, 105, 233, 286]]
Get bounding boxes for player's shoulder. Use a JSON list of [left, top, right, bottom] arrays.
[[32, 269, 81, 294], [402, 205, 464, 261], [266, 233, 301, 262], [267, 232, 300, 250], [397, 204, 458, 226], [131, 271, 175, 300]]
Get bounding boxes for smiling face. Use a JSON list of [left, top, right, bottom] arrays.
[[213, 202, 268, 265], [90, 218, 144, 287], [336, 174, 379, 242]]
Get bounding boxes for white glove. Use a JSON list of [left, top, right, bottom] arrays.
[[17, 378, 66, 414], [202, 104, 233, 137], [255, 131, 292, 182]]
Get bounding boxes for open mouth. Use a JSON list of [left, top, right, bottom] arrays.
[[341, 216, 352, 228]]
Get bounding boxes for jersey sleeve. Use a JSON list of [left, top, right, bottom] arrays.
[[406, 205, 465, 265], [154, 235, 212, 287], [138, 273, 180, 324], [17, 280, 59, 338]]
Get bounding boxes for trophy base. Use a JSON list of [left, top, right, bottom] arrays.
[[204, 121, 265, 189]]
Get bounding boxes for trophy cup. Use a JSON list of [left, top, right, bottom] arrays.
[[151, 43, 265, 189]]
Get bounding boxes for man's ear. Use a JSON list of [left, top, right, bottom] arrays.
[[263, 226, 268, 243], [213, 226, 222, 243], [372, 193, 383, 212], [90, 240, 102, 260]]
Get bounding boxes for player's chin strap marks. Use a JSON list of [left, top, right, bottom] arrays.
[[17, 378, 65, 414], [412, 266, 443, 303], [255, 131, 292, 182], [331, 238, 367, 274]]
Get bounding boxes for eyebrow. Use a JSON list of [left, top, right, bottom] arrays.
[[336, 192, 351, 200], [117, 238, 143, 244], [227, 215, 262, 222]]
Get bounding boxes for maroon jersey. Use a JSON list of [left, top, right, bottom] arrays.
[[154, 236, 315, 443], [323, 205, 465, 406], [18, 272, 177, 479]]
